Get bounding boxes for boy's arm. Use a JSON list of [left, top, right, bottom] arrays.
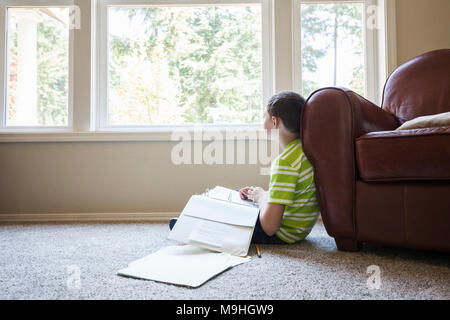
[[257, 191, 285, 237], [242, 187, 285, 236]]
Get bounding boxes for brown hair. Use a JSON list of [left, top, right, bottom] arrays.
[[266, 91, 305, 133]]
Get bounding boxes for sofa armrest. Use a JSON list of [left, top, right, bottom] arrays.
[[301, 88, 399, 241]]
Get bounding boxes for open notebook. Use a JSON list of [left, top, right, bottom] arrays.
[[168, 186, 260, 257]]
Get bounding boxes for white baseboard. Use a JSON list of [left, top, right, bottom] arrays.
[[1, 212, 323, 224], [0, 212, 179, 223]]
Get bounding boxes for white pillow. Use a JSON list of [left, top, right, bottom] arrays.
[[397, 111, 450, 130]]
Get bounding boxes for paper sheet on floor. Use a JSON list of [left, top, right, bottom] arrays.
[[117, 245, 251, 288]]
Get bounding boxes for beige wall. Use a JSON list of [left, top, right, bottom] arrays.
[[396, 0, 450, 65], [0, 141, 270, 214], [1, 0, 450, 215]]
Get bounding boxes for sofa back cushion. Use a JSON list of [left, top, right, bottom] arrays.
[[382, 49, 450, 124]]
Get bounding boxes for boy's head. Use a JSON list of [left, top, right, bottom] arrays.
[[264, 91, 306, 134]]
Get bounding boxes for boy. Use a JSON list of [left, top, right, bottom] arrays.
[[240, 91, 320, 244]]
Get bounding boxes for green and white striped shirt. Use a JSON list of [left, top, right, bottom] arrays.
[[268, 139, 320, 244]]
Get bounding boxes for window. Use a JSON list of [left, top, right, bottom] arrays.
[[0, 0, 395, 138], [300, 2, 365, 97], [293, 0, 395, 104], [2, 5, 72, 128], [98, 0, 273, 128]]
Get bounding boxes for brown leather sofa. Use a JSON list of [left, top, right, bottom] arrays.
[[301, 49, 450, 252]]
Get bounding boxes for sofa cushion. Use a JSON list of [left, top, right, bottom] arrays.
[[397, 111, 450, 130], [356, 126, 450, 182]]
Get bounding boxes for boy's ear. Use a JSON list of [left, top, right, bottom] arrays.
[[272, 116, 281, 129]]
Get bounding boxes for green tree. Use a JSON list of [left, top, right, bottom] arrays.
[[37, 15, 69, 126], [301, 3, 364, 97], [108, 6, 262, 125], [8, 10, 69, 126]]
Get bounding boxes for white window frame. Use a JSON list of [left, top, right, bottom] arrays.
[[96, 0, 274, 131], [292, 0, 397, 105], [0, 0, 75, 132]]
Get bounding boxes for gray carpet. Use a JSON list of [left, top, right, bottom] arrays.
[[0, 220, 449, 300]]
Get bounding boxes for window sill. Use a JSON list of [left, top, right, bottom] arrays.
[[0, 125, 267, 142]]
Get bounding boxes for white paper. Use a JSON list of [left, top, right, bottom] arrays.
[[183, 195, 259, 227], [117, 245, 251, 288]]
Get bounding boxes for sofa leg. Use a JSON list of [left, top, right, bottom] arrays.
[[335, 237, 361, 252]]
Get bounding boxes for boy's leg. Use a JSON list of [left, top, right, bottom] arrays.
[[251, 216, 285, 245], [169, 218, 177, 230]]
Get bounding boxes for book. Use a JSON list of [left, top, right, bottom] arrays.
[[168, 186, 260, 257]]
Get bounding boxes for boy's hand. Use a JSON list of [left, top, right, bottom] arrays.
[[239, 187, 252, 201], [248, 187, 266, 204], [242, 187, 266, 204]]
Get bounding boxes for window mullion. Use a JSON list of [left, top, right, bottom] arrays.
[[364, 0, 379, 104], [72, 0, 95, 132], [292, 0, 302, 94], [0, 4, 6, 128], [273, 0, 293, 92], [364, 0, 397, 105], [261, 0, 274, 109], [97, 0, 108, 130]]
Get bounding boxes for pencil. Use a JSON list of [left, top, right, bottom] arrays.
[[256, 245, 261, 258]]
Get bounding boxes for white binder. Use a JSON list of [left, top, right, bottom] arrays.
[[168, 186, 260, 257]]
